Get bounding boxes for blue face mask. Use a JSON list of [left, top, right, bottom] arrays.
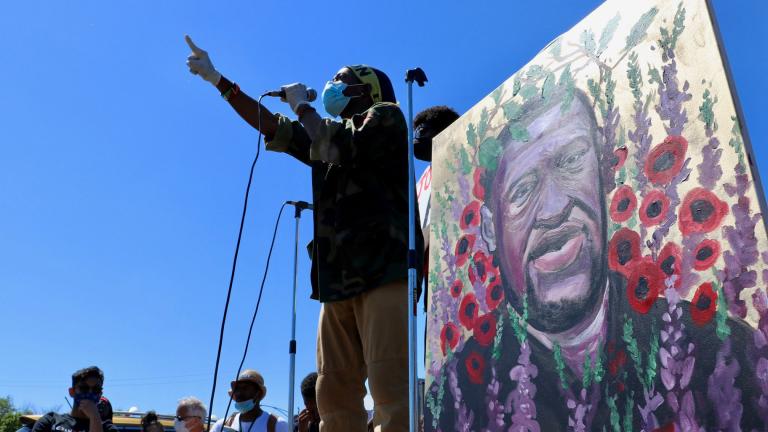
[[234, 399, 255, 413], [322, 81, 351, 117]]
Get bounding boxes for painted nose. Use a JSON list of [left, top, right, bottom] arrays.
[[536, 179, 571, 226]]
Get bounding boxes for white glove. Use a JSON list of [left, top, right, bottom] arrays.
[[185, 35, 222, 86], [281, 83, 311, 115]]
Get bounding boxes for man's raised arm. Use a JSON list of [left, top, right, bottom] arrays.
[[185, 35, 278, 138]]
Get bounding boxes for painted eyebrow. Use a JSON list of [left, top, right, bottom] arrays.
[[503, 170, 538, 201]]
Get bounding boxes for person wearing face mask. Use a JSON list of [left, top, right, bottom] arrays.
[[174, 397, 208, 432], [32, 366, 118, 432], [185, 36, 423, 432], [209, 370, 288, 432]]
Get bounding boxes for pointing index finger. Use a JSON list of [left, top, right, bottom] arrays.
[[185, 34, 204, 54]]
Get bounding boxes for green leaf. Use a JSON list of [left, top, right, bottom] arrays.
[[459, 147, 472, 175], [466, 123, 477, 148], [492, 311, 505, 360], [627, 51, 643, 103], [598, 13, 621, 55], [698, 88, 717, 130], [594, 349, 605, 384], [623, 391, 634, 432], [519, 83, 539, 101], [508, 124, 530, 142], [581, 29, 597, 55], [715, 280, 731, 340], [647, 66, 662, 86], [582, 353, 593, 388], [503, 100, 523, 122], [606, 391, 621, 432], [624, 7, 659, 52], [512, 76, 522, 97], [645, 319, 659, 388], [491, 86, 504, 105], [559, 64, 575, 113], [553, 343, 568, 390], [549, 38, 563, 58], [478, 137, 502, 171], [526, 64, 545, 80], [541, 71, 556, 100], [477, 108, 489, 138]]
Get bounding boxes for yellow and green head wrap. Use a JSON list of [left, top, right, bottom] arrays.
[[348, 64, 396, 104]]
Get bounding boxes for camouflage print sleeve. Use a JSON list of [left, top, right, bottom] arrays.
[[264, 113, 313, 166], [309, 102, 406, 167]]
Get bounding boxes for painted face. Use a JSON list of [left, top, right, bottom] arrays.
[[488, 96, 606, 333]]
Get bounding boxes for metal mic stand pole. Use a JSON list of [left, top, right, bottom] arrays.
[[286, 200, 311, 426], [405, 68, 427, 432]]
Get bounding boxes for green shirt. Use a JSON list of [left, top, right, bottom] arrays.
[[266, 102, 424, 302]]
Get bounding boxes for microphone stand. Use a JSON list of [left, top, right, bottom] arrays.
[[405, 68, 427, 432], [285, 200, 312, 426]]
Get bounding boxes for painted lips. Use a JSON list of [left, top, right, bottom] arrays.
[[531, 230, 585, 273]]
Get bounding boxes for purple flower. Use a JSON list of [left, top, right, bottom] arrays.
[[707, 339, 743, 430]]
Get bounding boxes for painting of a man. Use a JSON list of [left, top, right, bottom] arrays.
[[426, 87, 760, 431]]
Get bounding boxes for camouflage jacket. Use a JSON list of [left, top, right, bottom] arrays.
[[265, 102, 424, 302]]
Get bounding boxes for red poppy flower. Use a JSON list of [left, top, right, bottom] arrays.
[[473, 168, 486, 200], [473, 313, 497, 347], [440, 322, 460, 355], [465, 351, 486, 384], [644, 135, 688, 185], [455, 234, 476, 267], [485, 275, 504, 310], [608, 228, 641, 277], [639, 189, 670, 227], [693, 239, 721, 271], [460, 201, 481, 230], [690, 282, 717, 326], [450, 279, 463, 298], [657, 242, 682, 287], [626, 258, 664, 314], [612, 147, 628, 171], [459, 293, 479, 329], [679, 188, 729, 235], [468, 251, 490, 285], [609, 185, 637, 222]]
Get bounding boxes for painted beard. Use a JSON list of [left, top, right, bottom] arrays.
[[504, 201, 607, 334], [523, 225, 607, 333]]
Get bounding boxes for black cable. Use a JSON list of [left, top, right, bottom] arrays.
[[206, 95, 268, 432], [223, 202, 287, 421]]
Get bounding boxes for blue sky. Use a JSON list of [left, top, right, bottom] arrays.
[[1, 0, 765, 420]]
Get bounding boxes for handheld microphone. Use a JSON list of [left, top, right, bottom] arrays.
[[264, 88, 317, 101], [286, 200, 314, 211]]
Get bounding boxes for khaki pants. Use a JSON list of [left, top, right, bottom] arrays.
[[316, 281, 408, 432]]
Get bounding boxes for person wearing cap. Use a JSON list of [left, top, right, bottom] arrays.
[[185, 37, 423, 432], [209, 370, 288, 432], [32, 366, 119, 432]]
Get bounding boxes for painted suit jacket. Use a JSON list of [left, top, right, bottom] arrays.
[[266, 102, 424, 302], [425, 273, 761, 431]]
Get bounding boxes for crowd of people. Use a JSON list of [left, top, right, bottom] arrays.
[[26, 367, 322, 432]]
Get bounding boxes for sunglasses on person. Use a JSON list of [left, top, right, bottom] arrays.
[[75, 384, 103, 393], [175, 416, 201, 422]]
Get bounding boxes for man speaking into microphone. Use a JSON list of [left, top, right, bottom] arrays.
[[185, 36, 423, 432]]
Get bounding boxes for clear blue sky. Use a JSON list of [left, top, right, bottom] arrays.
[[1, 0, 765, 420]]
